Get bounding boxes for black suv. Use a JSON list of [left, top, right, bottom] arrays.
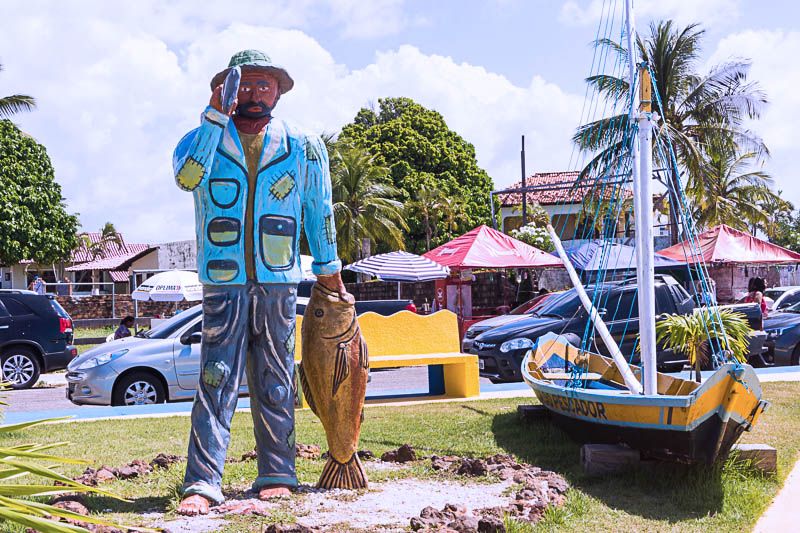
[[0, 289, 77, 389], [472, 276, 765, 383]]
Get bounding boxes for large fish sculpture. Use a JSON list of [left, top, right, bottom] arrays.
[[299, 283, 369, 489]]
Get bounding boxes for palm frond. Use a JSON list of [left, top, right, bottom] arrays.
[[0, 95, 36, 117]]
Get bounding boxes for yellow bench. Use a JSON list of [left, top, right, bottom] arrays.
[[295, 310, 480, 404]]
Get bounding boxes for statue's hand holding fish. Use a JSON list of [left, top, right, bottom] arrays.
[[300, 276, 368, 489]]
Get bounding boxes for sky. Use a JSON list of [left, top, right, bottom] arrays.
[[2, 0, 799, 244]]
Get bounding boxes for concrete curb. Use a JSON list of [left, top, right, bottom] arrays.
[[753, 458, 800, 532]]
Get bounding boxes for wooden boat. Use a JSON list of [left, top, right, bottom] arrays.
[[521, 333, 768, 464], [517, 0, 769, 464]]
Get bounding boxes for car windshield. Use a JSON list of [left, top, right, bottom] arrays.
[[533, 290, 583, 319], [139, 306, 201, 339], [784, 301, 800, 313], [764, 289, 786, 300], [509, 294, 550, 315]]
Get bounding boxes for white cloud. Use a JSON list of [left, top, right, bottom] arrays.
[[1, 5, 581, 244], [326, 0, 411, 39], [559, 0, 742, 28], [708, 29, 800, 204]]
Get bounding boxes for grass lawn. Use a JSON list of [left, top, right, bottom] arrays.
[[73, 326, 115, 339], [1, 381, 798, 532], [76, 343, 100, 355]]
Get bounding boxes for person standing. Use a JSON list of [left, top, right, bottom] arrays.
[[744, 277, 768, 318], [113, 316, 135, 340], [30, 275, 45, 295], [173, 50, 348, 515]]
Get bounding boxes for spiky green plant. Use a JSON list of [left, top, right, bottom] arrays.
[[654, 308, 751, 382], [0, 397, 127, 532]]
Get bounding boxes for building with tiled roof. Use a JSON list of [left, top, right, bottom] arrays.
[[0, 232, 159, 294], [493, 171, 668, 242]]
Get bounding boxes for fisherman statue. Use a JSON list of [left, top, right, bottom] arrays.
[[172, 49, 350, 515]]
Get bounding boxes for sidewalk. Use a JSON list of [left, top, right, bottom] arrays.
[[754, 458, 800, 532], [16, 365, 800, 426], [4, 381, 534, 426]]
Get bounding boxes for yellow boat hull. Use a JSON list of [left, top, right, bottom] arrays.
[[522, 333, 769, 463]]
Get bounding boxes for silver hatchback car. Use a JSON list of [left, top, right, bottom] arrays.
[[68, 298, 312, 406], [66, 305, 213, 406]]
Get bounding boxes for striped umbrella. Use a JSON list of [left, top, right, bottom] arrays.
[[345, 251, 450, 282]]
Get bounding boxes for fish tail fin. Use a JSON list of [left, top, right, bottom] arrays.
[[317, 453, 368, 490]]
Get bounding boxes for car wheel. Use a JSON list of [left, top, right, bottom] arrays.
[[792, 344, 800, 366], [112, 372, 165, 406], [1, 348, 41, 389]]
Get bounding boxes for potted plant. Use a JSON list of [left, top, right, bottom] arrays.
[[654, 308, 751, 382]]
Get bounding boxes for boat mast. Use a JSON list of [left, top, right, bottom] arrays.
[[548, 224, 644, 394], [625, 0, 658, 395]]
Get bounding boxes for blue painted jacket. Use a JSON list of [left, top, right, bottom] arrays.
[[174, 106, 341, 285]]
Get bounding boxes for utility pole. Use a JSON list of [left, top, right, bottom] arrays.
[[520, 135, 527, 227]]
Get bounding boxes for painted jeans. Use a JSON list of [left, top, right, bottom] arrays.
[[182, 281, 297, 505]]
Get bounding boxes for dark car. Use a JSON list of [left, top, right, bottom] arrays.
[[0, 289, 77, 389], [472, 276, 765, 383], [462, 293, 558, 352], [763, 302, 800, 366]]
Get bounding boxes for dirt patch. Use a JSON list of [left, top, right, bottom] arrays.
[[295, 478, 514, 531]]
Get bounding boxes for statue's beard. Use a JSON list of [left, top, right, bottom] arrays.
[[236, 101, 272, 119]]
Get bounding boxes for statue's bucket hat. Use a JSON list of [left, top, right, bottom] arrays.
[[210, 49, 294, 94]]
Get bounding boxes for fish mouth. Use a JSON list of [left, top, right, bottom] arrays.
[[311, 284, 357, 339]]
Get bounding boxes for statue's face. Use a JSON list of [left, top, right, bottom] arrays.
[[236, 70, 280, 119]]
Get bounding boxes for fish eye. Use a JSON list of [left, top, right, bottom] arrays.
[[314, 309, 324, 317]]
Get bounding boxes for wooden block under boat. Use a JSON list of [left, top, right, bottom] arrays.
[[517, 404, 551, 422], [540, 371, 603, 381], [581, 443, 642, 476], [730, 444, 777, 474]]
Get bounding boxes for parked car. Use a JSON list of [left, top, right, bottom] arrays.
[[67, 295, 403, 406], [0, 289, 77, 389], [763, 302, 800, 366], [471, 275, 767, 383], [462, 293, 557, 352], [763, 286, 800, 311]]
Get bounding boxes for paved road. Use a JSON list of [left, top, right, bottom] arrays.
[[3, 367, 500, 414]]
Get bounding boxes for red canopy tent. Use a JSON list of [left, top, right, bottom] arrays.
[[424, 225, 562, 334], [424, 225, 563, 269], [657, 224, 800, 265]]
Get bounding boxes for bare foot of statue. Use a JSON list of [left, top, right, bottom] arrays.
[[258, 485, 292, 500], [177, 494, 211, 515]]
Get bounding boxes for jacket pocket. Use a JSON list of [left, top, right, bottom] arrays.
[[207, 217, 241, 247], [259, 215, 296, 271], [209, 178, 240, 208], [206, 259, 240, 283]]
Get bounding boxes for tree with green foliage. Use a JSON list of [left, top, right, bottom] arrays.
[[338, 97, 494, 253], [406, 181, 465, 251], [655, 308, 751, 383], [331, 145, 407, 263], [574, 21, 768, 244], [0, 62, 35, 118], [0, 119, 78, 267], [691, 149, 781, 232], [768, 204, 800, 252]]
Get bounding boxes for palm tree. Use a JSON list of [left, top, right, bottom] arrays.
[[78, 222, 124, 290], [655, 308, 751, 382], [406, 183, 462, 251], [691, 149, 781, 232], [0, 62, 35, 118], [331, 146, 408, 263], [574, 21, 768, 243], [753, 189, 794, 240]]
